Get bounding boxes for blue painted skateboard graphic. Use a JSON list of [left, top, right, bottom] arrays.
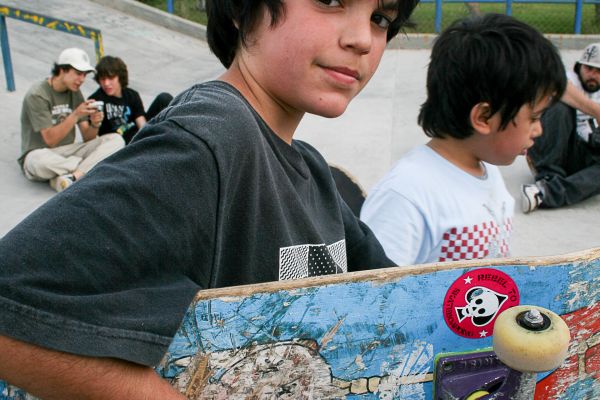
[[2, 249, 599, 399]]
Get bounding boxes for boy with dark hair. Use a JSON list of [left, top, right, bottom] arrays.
[[19, 48, 124, 192], [91, 55, 173, 144], [361, 14, 566, 266], [0, 0, 418, 398]]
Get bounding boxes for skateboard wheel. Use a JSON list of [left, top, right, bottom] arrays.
[[465, 390, 490, 400], [493, 305, 570, 372]]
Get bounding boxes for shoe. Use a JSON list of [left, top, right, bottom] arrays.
[[49, 174, 76, 193], [521, 183, 543, 214]]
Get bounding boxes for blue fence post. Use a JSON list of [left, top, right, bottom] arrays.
[[0, 15, 15, 92], [506, 0, 513, 16], [574, 0, 583, 34], [167, 0, 174, 13], [435, 0, 443, 33]]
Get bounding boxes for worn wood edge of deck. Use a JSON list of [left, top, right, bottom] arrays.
[[193, 247, 600, 301]]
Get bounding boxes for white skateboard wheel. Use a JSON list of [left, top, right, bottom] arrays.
[[493, 305, 570, 372]]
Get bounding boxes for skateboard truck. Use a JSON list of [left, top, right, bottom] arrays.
[[434, 306, 571, 400]]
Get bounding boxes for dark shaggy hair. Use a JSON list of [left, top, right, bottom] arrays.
[[51, 64, 73, 77], [418, 13, 567, 139], [94, 56, 129, 88], [206, 0, 419, 68]]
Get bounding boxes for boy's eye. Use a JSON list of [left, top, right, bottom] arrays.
[[317, 0, 342, 6], [372, 13, 392, 29]]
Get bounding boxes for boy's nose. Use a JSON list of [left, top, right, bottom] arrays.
[[533, 121, 543, 138], [340, 16, 372, 54]]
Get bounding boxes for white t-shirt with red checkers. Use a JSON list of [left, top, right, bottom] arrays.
[[361, 145, 514, 266]]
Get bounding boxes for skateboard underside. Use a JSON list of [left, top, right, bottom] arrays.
[[158, 252, 599, 399], [0, 251, 598, 399]]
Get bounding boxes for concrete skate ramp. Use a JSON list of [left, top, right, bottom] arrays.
[[1, 0, 599, 258]]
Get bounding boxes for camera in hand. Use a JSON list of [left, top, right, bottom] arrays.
[[90, 101, 104, 112]]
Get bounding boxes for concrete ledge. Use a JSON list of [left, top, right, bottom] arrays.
[[91, 0, 598, 50], [89, 0, 206, 40]]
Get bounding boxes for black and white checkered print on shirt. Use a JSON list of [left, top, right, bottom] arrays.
[[279, 240, 347, 281]]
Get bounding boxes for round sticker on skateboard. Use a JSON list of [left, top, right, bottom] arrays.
[[443, 268, 519, 339]]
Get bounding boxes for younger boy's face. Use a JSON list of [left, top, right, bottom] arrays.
[[240, 0, 397, 119], [485, 96, 551, 166]]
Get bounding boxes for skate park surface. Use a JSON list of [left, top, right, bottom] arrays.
[[1, 0, 599, 259]]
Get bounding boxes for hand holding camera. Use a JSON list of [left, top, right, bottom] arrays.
[[90, 100, 104, 112], [85, 99, 104, 128]]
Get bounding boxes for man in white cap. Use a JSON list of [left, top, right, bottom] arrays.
[[19, 47, 124, 192], [522, 42, 600, 212]]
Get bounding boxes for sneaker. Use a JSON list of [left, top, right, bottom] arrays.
[[49, 174, 76, 193], [521, 183, 543, 214]]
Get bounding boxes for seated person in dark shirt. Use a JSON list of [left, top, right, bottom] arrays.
[[90, 55, 173, 143]]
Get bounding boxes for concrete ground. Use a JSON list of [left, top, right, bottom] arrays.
[[1, 0, 600, 258]]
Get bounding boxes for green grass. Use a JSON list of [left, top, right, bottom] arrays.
[[137, 0, 600, 34], [138, 0, 207, 25], [408, 3, 600, 34]]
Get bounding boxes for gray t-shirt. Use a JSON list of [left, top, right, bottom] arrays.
[[0, 81, 392, 367], [19, 79, 84, 164]]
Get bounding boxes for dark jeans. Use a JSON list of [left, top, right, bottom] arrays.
[[528, 101, 600, 207], [124, 92, 174, 144]]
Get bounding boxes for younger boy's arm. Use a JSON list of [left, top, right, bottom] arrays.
[[560, 81, 600, 121], [0, 335, 185, 400]]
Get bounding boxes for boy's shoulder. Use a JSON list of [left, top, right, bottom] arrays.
[[156, 81, 261, 144], [384, 144, 444, 181], [24, 80, 53, 100]]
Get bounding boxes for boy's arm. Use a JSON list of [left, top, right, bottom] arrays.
[[40, 100, 96, 147], [0, 335, 185, 400], [135, 115, 148, 130], [560, 81, 600, 121], [78, 109, 104, 142]]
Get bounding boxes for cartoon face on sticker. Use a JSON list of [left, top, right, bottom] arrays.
[[443, 268, 519, 339]]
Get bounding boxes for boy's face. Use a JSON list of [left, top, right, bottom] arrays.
[[99, 75, 122, 97], [239, 0, 397, 119], [59, 68, 88, 92], [485, 96, 551, 166]]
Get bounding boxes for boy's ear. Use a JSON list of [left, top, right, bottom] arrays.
[[470, 102, 495, 135]]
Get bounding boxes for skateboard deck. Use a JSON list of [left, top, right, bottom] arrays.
[[1, 248, 599, 399]]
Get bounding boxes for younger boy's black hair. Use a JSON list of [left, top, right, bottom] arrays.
[[206, 0, 419, 68], [418, 13, 567, 139], [94, 56, 129, 88]]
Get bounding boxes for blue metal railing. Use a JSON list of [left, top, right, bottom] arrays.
[[165, 0, 599, 35], [420, 0, 600, 33], [0, 4, 103, 92]]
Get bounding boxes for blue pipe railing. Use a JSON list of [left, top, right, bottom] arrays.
[[0, 4, 103, 92], [164, 0, 598, 35], [426, 0, 599, 33]]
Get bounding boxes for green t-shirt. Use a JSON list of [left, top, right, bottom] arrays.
[[19, 79, 84, 165]]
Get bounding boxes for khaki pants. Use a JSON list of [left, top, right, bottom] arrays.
[[23, 134, 125, 181]]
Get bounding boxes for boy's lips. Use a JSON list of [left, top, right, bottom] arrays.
[[321, 65, 361, 84]]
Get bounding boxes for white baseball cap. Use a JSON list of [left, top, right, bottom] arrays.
[[57, 48, 95, 73], [579, 43, 600, 69]]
